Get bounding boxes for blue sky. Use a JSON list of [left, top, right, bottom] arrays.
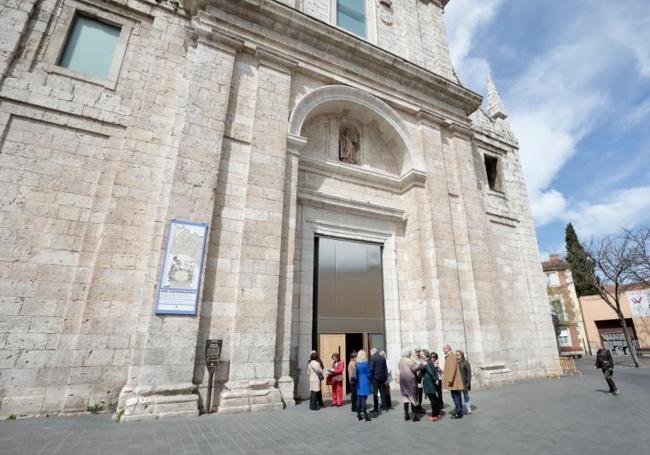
[[444, 0, 650, 258]]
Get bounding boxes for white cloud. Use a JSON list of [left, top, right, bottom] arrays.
[[569, 186, 650, 239], [605, 1, 650, 78], [444, 0, 504, 88], [531, 185, 650, 240], [622, 97, 650, 128], [530, 189, 567, 226], [444, 0, 650, 241], [508, 42, 610, 195]]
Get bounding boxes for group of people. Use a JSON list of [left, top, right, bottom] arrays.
[[307, 344, 473, 422]]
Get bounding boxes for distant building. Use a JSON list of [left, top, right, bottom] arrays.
[[542, 255, 589, 356], [580, 285, 650, 355]]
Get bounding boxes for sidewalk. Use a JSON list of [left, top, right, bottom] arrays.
[[1, 360, 648, 455]]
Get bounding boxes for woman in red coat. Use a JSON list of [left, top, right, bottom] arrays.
[[328, 352, 345, 406]]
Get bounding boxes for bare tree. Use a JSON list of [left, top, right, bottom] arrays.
[[626, 226, 650, 286], [572, 230, 643, 367]]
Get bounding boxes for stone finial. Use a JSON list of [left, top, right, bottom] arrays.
[[486, 74, 508, 120]]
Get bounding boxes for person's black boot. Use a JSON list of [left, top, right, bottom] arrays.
[[411, 404, 420, 422], [364, 411, 371, 422], [357, 412, 363, 421], [403, 403, 410, 421]]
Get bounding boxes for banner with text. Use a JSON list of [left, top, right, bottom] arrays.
[[627, 289, 650, 318], [156, 220, 208, 315]]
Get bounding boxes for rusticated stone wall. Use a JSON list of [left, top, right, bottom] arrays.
[[0, 0, 560, 420]]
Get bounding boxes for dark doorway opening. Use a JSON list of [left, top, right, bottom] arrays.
[[345, 333, 364, 395]]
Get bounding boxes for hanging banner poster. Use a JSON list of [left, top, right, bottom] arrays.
[[627, 289, 650, 318], [156, 220, 208, 315]]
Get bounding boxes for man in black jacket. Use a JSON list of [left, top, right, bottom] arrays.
[[595, 344, 619, 395], [369, 348, 389, 412]]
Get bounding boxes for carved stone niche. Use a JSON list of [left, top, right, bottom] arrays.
[[338, 124, 360, 165]]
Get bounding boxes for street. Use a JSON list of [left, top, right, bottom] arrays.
[[1, 358, 648, 455]]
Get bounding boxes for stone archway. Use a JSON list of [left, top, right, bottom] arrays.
[[285, 84, 426, 399], [288, 85, 423, 173]]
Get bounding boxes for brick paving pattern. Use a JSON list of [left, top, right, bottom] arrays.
[[1, 359, 648, 455]]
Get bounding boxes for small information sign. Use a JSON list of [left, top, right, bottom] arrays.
[[206, 339, 223, 370]]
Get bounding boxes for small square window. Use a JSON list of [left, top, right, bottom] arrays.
[[484, 155, 501, 192], [58, 15, 121, 79], [337, 0, 367, 38]]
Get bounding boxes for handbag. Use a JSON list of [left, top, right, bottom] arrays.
[[311, 363, 324, 382]]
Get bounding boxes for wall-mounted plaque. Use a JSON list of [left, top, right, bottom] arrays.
[[155, 220, 208, 315]]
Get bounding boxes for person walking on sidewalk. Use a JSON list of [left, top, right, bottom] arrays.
[[457, 350, 473, 414], [442, 343, 465, 419], [348, 351, 358, 413], [595, 344, 619, 395], [369, 348, 389, 413]]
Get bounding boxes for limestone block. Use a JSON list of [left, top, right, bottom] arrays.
[[277, 376, 295, 408], [120, 383, 199, 422]]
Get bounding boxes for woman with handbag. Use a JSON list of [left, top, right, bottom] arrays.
[[308, 351, 325, 410], [328, 352, 345, 406], [355, 349, 372, 421]]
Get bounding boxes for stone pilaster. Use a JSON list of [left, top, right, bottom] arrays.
[[0, 0, 37, 82], [275, 134, 306, 407], [218, 50, 296, 413], [117, 25, 241, 422]]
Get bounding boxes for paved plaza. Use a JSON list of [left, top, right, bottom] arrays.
[[1, 358, 648, 455]]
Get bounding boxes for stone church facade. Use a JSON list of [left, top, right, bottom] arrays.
[[0, 0, 560, 420]]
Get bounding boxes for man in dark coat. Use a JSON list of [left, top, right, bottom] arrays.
[[595, 344, 619, 395], [457, 350, 472, 414], [369, 348, 389, 412]]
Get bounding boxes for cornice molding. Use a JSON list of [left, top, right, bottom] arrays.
[[298, 189, 407, 223], [287, 134, 308, 156], [192, 1, 482, 117], [298, 155, 427, 195], [250, 46, 299, 73], [188, 15, 244, 54], [486, 210, 520, 228]]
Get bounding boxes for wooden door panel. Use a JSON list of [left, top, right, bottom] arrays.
[[319, 334, 346, 397]]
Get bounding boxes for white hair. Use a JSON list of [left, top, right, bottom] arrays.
[[401, 349, 411, 358], [370, 348, 378, 355]]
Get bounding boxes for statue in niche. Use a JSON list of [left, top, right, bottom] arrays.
[[338, 126, 360, 164]]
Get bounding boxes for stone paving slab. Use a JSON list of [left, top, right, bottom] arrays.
[[1, 359, 648, 455]]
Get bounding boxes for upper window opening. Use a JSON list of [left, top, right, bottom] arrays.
[[58, 15, 121, 79], [484, 155, 501, 192], [337, 0, 367, 38]]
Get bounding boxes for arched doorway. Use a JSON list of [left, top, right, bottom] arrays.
[[287, 85, 426, 399]]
